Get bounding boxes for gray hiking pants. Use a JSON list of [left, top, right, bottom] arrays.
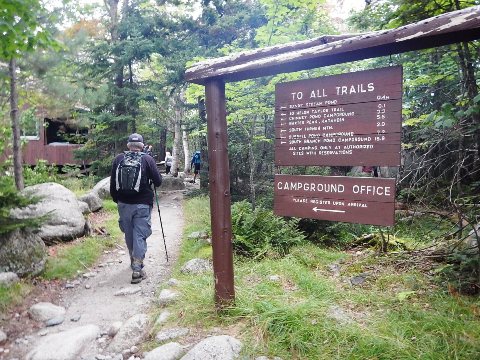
[[117, 202, 152, 271]]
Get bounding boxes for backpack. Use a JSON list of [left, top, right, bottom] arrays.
[[193, 153, 200, 165], [116, 151, 146, 194]]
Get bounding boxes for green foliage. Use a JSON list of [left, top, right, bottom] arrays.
[[23, 160, 59, 186], [0, 175, 44, 234], [0, 282, 32, 313], [42, 212, 120, 280], [437, 250, 480, 295], [0, 0, 57, 60], [231, 200, 305, 258]]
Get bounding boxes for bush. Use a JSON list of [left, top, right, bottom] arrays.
[[0, 176, 44, 234], [231, 200, 305, 258], [24, 160, 59, 186]]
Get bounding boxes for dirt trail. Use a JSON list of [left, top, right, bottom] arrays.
[[5, 189, 186, 359]]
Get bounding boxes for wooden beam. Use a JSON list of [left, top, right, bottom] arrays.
[[205, 79, 235, 308], [185, 6, 480, 84]]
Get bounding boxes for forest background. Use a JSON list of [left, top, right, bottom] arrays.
[[1, 0, 480, 295]]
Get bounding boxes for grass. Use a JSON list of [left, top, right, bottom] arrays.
[[153, 196, 480, 360], [42, 199, 121, 280], [0, 282, 32, 313]]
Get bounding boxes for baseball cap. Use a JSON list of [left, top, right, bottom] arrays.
[[127, 133, 143, 143]]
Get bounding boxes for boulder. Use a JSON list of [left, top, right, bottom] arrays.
[[77, 200, 90, 214], [78, 192, 103, 212], [107, 313, 149, 353], [144, 342, 185, 360], [92, 177, 111, 200], [180, 335, 242, 360], [25, 324, 99, 360], [160, 177, 185, 191], [0, 229, 47, 277], [11, 183, 86, 243]]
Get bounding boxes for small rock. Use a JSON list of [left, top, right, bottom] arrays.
[[157, 289, 179, 306], [114, 287, 142, 296], [327, 305, 353, 325], [268, 275, 281, 282], [0, 330, 7, 342], [83, 272, 96, 278], [130, 345, 138, 353], [143, 342, 185, 360], [166, 278, 179, 287], [180, 335, 241, 360], [122, 349, 131, 357], [0, 272, 19, 286], [38, 330, 48, 336], [327, 263, 341, 277], [45, 315, 65, 327], [85, 284, 91, 289], [71, 314, 81, 322], [29, 302, 66, 322], [180, 258, 212, 274], [107, 321, 123, 337], [155, 310, 171, 325], [95, 355, 107, 360], [65, 283, 75, 289], [155, 327, 189, 342], [350, 274, 368, 286], [118, 250, 126, 255], [187, 231, 206, 239]]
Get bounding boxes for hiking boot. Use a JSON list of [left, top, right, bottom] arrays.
[[131, 269, 147, 284]]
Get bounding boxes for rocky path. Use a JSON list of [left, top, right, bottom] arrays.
[[6, 190, 185, 360]]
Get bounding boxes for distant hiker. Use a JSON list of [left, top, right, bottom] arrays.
[[110, 133, 162, 284], [164, 151, 173, 174], [190, 150, 201, 183], [144, 144, 153, 157]]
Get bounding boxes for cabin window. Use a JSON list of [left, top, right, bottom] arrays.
[[45, 118, 88, 144], [20, 109, 40, 139]]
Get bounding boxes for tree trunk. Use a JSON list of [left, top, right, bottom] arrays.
[[182, 125, 190, 174], [158, 125, 167, 161], [248, 116, 257, 209], [9, 58, 24, 191], [171, 99, 182, 177], [198, 97, 209, 190]]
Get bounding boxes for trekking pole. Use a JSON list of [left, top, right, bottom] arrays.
[[154, 187, 169, 262]]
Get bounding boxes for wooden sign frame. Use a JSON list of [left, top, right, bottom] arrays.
[[274, 175, 396, 226], [275, 66, 402, 166]]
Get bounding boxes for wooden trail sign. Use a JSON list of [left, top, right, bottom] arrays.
[[275, 66, 402, 166], [274, 175, 396, 226]]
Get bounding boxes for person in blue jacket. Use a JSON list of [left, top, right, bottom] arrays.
[[190, 150, 201, 183]]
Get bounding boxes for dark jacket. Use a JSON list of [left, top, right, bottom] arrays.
[[110, 151, 162, 205]]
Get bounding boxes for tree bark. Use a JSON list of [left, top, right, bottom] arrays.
[[182, 125, 190, 174], [171, 96, 182, 177], [198, 97, 209, 190], [9, 58, 24, 191]]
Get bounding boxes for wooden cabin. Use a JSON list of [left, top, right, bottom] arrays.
[[2, 117, 89, 166]]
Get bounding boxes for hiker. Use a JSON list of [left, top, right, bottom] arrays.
[[110, 133, 162, 284], [190, 150, 201, 183], [144, 144, 153, 157], [164, 151, 173, 174]]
